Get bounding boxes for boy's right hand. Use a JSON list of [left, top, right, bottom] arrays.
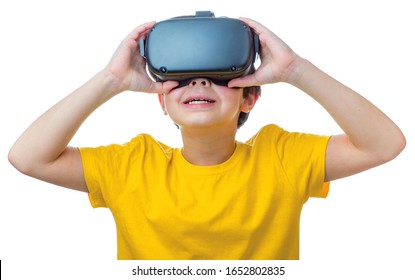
[[103, 22, 179, 95]]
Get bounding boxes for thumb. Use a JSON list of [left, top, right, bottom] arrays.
[[228, 74, 260, 88], [149, 80, 179, 94]]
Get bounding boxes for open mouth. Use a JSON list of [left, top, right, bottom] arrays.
[[184, 98, 216, 105]]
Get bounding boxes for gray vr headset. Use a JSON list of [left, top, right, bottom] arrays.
[[139, 11, 259, 86]]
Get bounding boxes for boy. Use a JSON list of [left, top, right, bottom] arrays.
[[8, 17, 405, 259]]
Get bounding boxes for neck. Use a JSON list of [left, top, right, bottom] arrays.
[[180, 126, 237, 166]]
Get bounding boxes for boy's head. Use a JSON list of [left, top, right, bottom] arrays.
[[143, 11, 261, 128]]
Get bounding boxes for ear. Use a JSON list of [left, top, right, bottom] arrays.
[[240, 91, 259, 113], [157, 94, 168, 115]]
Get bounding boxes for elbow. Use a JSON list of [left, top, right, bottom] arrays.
[[393, 131, 406, 158], [8, 147, 23, 173], [8, 146, 34, 176], [380, 129, 406, 164]]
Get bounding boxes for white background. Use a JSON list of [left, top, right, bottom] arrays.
[[1, 0, 414, 279]]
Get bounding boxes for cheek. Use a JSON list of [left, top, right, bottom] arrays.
[[221, 86, 240, 94], [164, 89, 182, 105], [223, 88, 245, 105], [163, 94, 183, 116]]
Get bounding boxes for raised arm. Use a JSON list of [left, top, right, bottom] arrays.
[[230, 17, 406, 182], [285, 59, 405, 181], [8, 22, 178, 192]]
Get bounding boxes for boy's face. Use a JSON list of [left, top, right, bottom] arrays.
[[158, 78, 253, 130]]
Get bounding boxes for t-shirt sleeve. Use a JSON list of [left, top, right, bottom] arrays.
[[78, 136, 146, 208], [267, 125, 331, 202], [79, 144, 121, 208]]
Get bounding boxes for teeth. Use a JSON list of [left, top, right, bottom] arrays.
[[188, 100, 208, 105], [187, 99, 214, 105]]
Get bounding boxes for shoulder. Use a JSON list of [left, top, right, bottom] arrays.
[[80, 133, 172, 162], [245, 124, 330, 157], [245, 124, 284, 145]]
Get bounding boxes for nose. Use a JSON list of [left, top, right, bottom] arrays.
[[188, 78, 211, 87]]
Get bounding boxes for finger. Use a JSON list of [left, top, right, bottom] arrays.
[[126, 21, 156, 42], [117, 22, 156, 58], [148, 80, 179, 94], [239, 17, 268, 35], [228, 74, 261, 88]]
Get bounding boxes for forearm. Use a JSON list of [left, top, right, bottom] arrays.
[[9, 70, 116, 172], [287, 58, 405, 159]]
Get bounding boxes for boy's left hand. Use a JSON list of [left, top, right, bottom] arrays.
[[228, 17, 300, 88]]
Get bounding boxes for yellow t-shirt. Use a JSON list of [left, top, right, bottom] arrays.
[[79, 124, 330, 260]]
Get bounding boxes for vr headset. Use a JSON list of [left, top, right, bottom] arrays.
[[140, 11, 259, 86]]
